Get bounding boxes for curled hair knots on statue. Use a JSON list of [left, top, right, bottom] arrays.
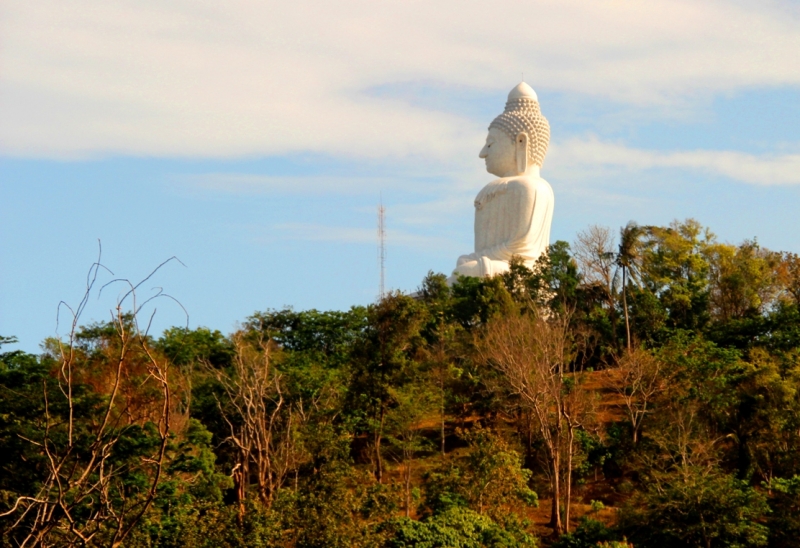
[[489, 97, 550, 167]]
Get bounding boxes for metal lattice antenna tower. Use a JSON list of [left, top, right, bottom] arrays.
[[378, 199, 386, 300]]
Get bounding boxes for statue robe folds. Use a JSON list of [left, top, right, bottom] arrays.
[[457, 175, 554, 277]]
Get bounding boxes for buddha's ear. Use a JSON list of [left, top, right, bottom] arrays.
[[515, 132, 529, 174]]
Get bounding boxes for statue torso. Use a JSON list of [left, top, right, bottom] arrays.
[[473, 175, 554, 266]]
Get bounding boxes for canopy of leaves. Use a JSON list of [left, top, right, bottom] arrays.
[[4, 218, 800, 547]]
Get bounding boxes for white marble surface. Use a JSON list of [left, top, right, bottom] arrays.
[[450, 83, 554, 282]]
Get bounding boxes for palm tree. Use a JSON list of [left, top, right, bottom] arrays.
[[616, 221, 644, 350]]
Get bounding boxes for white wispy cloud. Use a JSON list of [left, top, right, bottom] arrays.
[[549, 138, 800, 186], [2, 0, 800, 158]]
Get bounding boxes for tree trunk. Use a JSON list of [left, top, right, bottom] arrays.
[[608, 292, 620, 352], [622, 268, 632, 350], [375, 407, 385, 483], [549, 452, 563, 533], [440, 375, 446, 457], [404, 459, 412, 517], [235, 458, 247, 520], [564, 428, 575, 533]]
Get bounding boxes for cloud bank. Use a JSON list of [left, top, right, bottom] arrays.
[[550, 138, 800, 186], [2, 0, 800, 160]]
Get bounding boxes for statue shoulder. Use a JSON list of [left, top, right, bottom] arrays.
[[531, 176, 553, 196], [505, 175, 552, 196]]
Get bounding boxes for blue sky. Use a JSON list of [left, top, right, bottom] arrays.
[[2, 1, 800, 352]]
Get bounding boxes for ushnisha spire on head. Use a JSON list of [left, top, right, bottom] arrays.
[[488, 82, 550, 167], [508, 81, 538, 101]]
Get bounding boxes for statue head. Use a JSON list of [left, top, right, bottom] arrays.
[[479, 82, 550, 177]]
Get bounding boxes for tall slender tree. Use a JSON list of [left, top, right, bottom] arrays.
[[617, 222, 644, 350]]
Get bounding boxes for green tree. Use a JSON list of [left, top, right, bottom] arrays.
[[552, 517, 619, 548], [423, 428, 537, 529], [348, 293, 426, 483], [620, 470, 769, 548], [765, 475, 800, 548], [449, 275, 516, 330], [386, 506, 537, 548], [385, 381, 437, 517], [247, 307, 368, 369], [639, 219, 714, 332], [706, 241, 782, 323], [157, 327, 234, 370], [125, 419, 236, 548]]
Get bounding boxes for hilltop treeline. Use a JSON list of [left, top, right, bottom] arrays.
[[2, 219, 800, 548]]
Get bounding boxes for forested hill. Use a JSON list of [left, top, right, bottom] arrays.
[[2, 219, 800, 548]]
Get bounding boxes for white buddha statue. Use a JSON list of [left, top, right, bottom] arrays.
[[450, 82, 554, 282]]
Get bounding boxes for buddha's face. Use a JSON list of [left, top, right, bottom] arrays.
[[479, 128, 517, 178]]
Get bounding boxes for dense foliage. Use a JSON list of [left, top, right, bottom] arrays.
[[2, 219, 800, 547]]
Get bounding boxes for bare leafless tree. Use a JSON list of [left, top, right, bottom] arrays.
[[208, 331, 309, 515], [606, 346, 667, 444], [574, 225, 619, 348], [641, 398, 727, 491], [480, 308, 594, 534], [0, 253, 181, 547]]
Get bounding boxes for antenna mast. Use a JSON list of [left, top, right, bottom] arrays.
[[378, 199, 386, 300]]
